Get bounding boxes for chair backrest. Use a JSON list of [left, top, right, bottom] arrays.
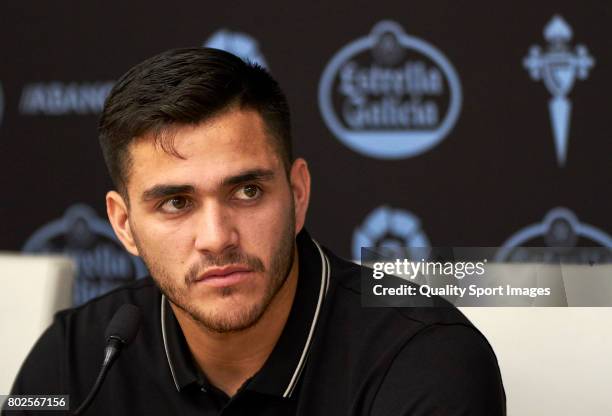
[[0, 252, 74, 396], [460, 306, 612, 416]]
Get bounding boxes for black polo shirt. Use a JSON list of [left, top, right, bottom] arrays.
[[5, 230, 506, 415]]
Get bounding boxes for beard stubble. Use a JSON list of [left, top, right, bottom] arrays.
[[134, 204, 296, 334]]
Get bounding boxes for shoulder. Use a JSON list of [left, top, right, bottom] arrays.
[[56, 276, 159, 323], [53, 276, 160, 370], [319, 248, 505, 414], [322, 247, 473, 328], [10, 277, 160, 395], [370, 324, 506, 415]]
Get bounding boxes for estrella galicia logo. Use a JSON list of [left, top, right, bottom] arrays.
[[204, 29, 269, 68], [319, 20, 462, 159], [23, 204, 148, 306], [352, 205, 430, 261], [523, 15, 595, 167], [495, 207, 612, 263]]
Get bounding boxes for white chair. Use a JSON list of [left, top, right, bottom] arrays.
[[460, 305, 612, 415], [0, 252, 75, 398], [459, 264, 612, 415], [363, 260, 612, 414]]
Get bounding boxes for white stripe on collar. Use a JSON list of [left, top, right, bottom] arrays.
[[283, 238, 331, 398], [161, 295, 181, 391], [160, 237, 331, 396]]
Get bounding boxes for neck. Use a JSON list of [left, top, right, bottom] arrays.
[[171, 247, 299, 397]]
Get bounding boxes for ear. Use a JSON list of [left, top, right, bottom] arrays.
[[106, 190, 140, 256], [289, 158, 311, 235]]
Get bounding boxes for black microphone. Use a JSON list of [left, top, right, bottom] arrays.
[[72, 304, 142, 415]]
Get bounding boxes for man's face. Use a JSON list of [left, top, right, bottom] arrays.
[[111, 109, 304, 333]]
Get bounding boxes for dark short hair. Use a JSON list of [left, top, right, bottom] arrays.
[[98, 47, 293, 200]]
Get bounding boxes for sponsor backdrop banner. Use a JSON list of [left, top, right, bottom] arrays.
[[0, 1, 610, 304]]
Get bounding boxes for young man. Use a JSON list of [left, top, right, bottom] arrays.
[[7, 48, 505, 415]]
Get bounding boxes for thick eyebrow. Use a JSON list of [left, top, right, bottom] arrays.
[[221, 169, 275, 187], [141, 185, 195, 202], [140, 169, 275, 202]]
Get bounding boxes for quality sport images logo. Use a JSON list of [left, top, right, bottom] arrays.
[[319, 20, 462, 159]]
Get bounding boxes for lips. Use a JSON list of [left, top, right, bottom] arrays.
[[194, 265, 254, 288]]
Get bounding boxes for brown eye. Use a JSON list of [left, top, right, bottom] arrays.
[[235, 184, 261, 200], [160, 197, 191, 213], [170, 197, 187, 209]]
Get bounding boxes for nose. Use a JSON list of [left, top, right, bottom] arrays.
[[193, 201, 238, 255]]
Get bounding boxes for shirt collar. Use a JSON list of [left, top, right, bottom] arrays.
[[160, 229, 331, 398]]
